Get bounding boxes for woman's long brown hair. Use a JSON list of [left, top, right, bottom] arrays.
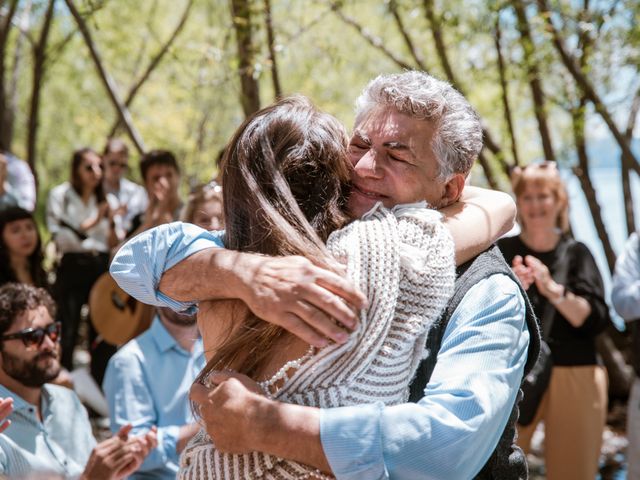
[[195, 95, 351, 384]]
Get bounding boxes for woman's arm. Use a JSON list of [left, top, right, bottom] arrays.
[[440, 186, 516, 265]]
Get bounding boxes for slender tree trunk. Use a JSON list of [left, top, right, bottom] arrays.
[[64, 0, 146, 154], [388, 0, 427, 71], [422, 0, 508, 176], [571, 102, 616, 272], [26, 0, 55, 189], [0, 0, 19, 151], [512, 0, 556, 162], [622, 88, 640, 235], [230, 0, 261, 117], [263, 0, 281, 100], [536, 0, 640, 175], [494, 14, 520, 167], [108, 0, 194, 138], [478, 151, 499, 190]]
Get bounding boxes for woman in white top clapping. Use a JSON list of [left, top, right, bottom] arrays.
[[47, 148, 118, 372]]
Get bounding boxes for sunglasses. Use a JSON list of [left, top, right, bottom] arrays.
[[1, 322, 61, 349], [84, 164, 103, 173]]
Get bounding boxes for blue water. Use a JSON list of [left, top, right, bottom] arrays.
[[563, 167, 640, 330]]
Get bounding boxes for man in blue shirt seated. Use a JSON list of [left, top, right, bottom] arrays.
[[111, 71, 538, 479], [103, 306, 205, 479], [0, 283, 156, 479]]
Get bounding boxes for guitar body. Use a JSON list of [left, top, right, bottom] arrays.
[[89, 273, 154, 346]]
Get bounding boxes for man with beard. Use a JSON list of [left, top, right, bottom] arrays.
[[103, 306, 205, 479], [0, 283, 157, 479]]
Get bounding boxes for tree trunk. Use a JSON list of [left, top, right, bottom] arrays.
[[0, 0, 19, 151], [26, 0, 55, 188], [263, 0, 281, 100], [108, 0, 194, 138], [64, 0, 146, 154], [621, 88, 640, 236], [536, 0, 640, 176], [494, 14, 520, 167], [512, 0, 556, 162], [230, 0, 261, 117], [422, 0, 509, 175], [388, 0, 427, 71]]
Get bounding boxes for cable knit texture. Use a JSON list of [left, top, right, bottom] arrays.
[[178, 202, 455, 479]]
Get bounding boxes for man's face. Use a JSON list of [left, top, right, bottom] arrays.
[[103, 150, 129, 184], [347, 107, 450, 218], [1, 307, 61, 388], [145, 164, 180, 201], [158, 307, 197, 327]]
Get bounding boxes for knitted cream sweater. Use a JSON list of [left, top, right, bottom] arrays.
[[179, 202, 455, 479]]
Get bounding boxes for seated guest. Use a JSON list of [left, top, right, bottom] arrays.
[[102, 138, 147, 240], [0, 152, 36, 212], [0, 207, 47, 288], [181, 181, 224, 231], [128, 150, 182, 237], [0, 283, 156, 478], [46, 148, 117, 372], [103, 306, 204, 479]]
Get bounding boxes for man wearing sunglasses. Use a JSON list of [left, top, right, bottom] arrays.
[[0, 283, 157, 479]]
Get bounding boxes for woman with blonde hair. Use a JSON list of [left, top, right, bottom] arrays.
[[498, 163, 609, 480], [181, 181, 224, 231]]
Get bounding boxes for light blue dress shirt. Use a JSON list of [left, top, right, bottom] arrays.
[[0, 384, 96, 478], [612, 232, 640, 321], [111, 222, 529, 479], [103, 316, 205, 479]]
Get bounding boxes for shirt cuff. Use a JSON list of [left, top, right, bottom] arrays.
[[158, 424, 182, 465], [320, 402, 388, 479]]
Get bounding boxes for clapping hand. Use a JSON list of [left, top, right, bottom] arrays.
[[0, 397, 13, 433]]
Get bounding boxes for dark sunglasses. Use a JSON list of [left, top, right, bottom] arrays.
[[84, 164, 103, 172], [1, 322, 61, 349]]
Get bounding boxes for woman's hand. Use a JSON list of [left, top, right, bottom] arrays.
[[511, 255, 534, 290], [524, 255, 564, 301]]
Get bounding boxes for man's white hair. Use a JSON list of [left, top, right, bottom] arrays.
[[354, 71, 483, 180]]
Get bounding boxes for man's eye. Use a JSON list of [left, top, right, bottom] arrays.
[[350, 143, 367, 150]]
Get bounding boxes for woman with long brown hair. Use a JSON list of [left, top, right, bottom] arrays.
[[177, 94, 507, 478]]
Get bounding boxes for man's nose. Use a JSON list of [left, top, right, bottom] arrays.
[[353, 149, 383, 179]]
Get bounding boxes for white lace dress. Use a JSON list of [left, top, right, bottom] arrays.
[[178, 202, 455, 479]]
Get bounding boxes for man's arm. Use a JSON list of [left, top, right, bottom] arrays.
[[111, 222, 366, 346], [192, 274, 529, 479], [612, 233, 640, 321]]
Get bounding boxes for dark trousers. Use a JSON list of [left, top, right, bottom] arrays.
[[54, 252, 109, 371]]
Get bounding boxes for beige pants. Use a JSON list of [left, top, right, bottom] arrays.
[[517, 365, 608, 480]]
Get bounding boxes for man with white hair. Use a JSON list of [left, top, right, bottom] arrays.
[[112, 71, 539, 479]]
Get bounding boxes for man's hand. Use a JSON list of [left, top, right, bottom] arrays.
[[190, 372, 331, 472], [190, 373, 267, 454], [0, 397, 13, 433], [81, 424, 157, 480], [237, 254, 367, 347]]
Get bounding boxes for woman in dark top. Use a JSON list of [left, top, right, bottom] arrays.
[[0, 207, 47, 288], [498, 163, 609, 480]]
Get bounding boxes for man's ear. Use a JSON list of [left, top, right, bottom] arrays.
[[440, 173, 466, 207]]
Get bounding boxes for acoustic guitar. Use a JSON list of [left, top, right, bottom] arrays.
[[89, 272, 154, 346]]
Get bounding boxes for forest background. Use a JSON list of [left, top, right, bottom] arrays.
[[1, 0, 639, 394]]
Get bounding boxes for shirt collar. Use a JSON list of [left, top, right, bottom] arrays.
[[0, 383, 53, 413], [150, 316, 201, 356]]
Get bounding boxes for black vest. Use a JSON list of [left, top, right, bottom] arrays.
[[409, 246, 541, 480]]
